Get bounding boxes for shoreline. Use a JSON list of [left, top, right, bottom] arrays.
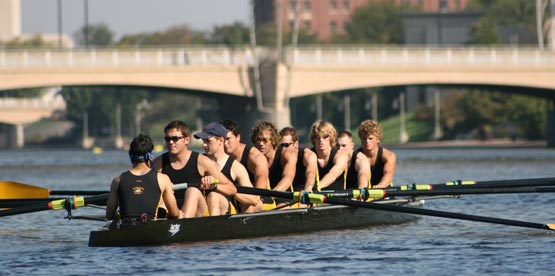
[[389, 139, 547, 149]]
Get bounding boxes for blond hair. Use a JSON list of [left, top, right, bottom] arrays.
[[358, 120, 383, 141], [309, 120, 337, 147]]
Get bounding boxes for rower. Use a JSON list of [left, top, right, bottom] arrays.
[[194, 122, 263, 215], [337, 130, 371, 190], [251, 121, 298, 209], [307, 120, 349, 192], [106, 134, 183, 226], [152, 120, 236, 218], [220, 119, 273, 210], [279, 127, 317, 192], [357, 119, 397, 188]]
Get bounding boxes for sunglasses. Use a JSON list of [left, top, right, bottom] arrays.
[[281, 142, 293, 148], [164, 135, 185, 142], [255, 137, 272, 144], [314, 134, 330, 140]]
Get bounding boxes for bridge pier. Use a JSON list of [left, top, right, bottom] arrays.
[[548, 99, 555, 148], [4, 123, 25, 149]]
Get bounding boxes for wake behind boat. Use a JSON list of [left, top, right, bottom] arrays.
[[88, 199, 423, 247]]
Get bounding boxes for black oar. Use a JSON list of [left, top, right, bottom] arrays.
[[236, 186, 555, 232], [0, 198, 70, 208], [321, 196, 555, 232], [398, 177, 555, 191], [0, 194, 109, 217], [315, 186, 555, 200]]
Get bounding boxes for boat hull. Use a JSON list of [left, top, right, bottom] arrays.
[[89, 203, 420, 247]]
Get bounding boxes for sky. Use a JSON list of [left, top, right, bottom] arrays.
[[20, 0, 250, 40]]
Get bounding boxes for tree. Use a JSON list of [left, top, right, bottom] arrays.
[[342, 1, 404, 44], [117, 24, 206, 46], [209, 22, 250, 47], [74, 23, 114, 47]]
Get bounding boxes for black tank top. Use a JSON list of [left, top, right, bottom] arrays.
[[314, 147, 345, 191], [371, 147, 385, 187], [292, 148, 307, 191], [220, 156, 235, 183], [345, 148, 362, 189], [268, 145, 284, 190], [161, 151, 202, 188], [240, 145, 256, 184], [117, 170, 161, 219]]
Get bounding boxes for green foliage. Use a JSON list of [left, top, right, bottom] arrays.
[[342, 1, 404, 44], [440, 90, 548, 140], [74, 23, 114, 47], [466, 0, 536, 45], [118, 24, 207, 46], [467, 17, 501, 44], [209, 22, 250, 47], [0, 34, 56, 48]]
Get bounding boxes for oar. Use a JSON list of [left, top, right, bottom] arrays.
[[0, 181, 106, 200], [0, 181, 189, 200], [398, 177, 555, 191], [236, 186, 555, 232], [315, 186, 555, 200], [0, 198, 70, 208], [0, 183, 190, 217], [0, 194, 109, 217]]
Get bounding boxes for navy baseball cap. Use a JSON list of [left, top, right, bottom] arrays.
[[193, 122, 228, 139]]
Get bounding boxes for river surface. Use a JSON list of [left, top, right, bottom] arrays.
[[1, 147, 555, 276]]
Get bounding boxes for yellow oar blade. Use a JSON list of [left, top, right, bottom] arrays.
[[0, 181, 50, 199]]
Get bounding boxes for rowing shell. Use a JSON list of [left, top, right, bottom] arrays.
[[89, 200, 423, 247]]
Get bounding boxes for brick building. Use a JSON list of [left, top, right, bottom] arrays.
[[255, 0, 471, 41]]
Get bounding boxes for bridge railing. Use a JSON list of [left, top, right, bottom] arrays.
[[285, 46, 555, 66], [0, 47, 253, 68], [2, 46, 555, 68]]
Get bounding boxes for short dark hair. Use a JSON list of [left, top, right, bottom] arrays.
[[220, 119, 240, 135], [129, 134, 154, 163], [279, 127, 298, 142], [164, 120, 191, 137]]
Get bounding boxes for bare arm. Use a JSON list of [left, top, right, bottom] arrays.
[[248, 148, 270, 189], [158, 173, 182, 219], [318, 151, 349, 190], [105, 176, 120, 221], [274, 150, 297, 192], [373, 148, 396, 188], [354, 152, 371, 189], [152, 156, 163, 173], [303, 149, 318, 192], [231, 161, 260, 206], [198, 154, 237, 196]]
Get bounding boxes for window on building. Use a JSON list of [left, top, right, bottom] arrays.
[[289, 0, 298, 12], [304, 0, 311, 12], [330, 0, 338, 12], [454, 0, 460, 11], [304, 20, 311, 30], [439, 0, 448, 12], [330, 20, 337, 34], [343, 0, 350, 12]]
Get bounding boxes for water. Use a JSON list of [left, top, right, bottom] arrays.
[[1, 147, 555, 276]]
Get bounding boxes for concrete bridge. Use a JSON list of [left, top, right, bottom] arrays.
[[1, 46, 554, 147]]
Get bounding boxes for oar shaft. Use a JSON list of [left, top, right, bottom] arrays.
[[322, 197, 554, 231], [50, 190, 107, 196], [382, 186, 555, 198], [400, 177, 555, 191]]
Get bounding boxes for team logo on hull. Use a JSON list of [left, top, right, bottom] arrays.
[[168, 224, 180, 237]]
